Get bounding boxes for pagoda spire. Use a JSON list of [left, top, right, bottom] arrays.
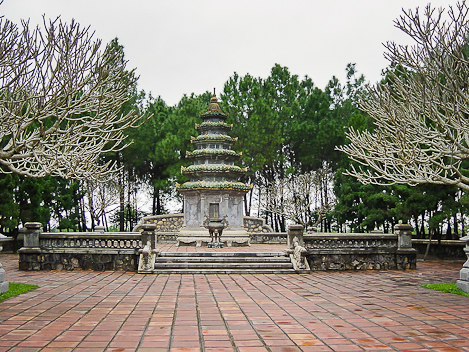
[[176, 89, 251, 246]]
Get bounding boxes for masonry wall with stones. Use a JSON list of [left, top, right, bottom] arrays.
[[18, 232, 141, 271], [133, 214, 184, 233], [304, 233, 417, 270], [249, 233, 287, 244], [243, 216, 273, 233], [19, 250, 137, 271]]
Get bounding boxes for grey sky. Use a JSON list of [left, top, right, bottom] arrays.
[[1, 0, 456, 106]]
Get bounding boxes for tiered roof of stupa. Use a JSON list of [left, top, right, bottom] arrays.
[[176, 93, 250, 193]]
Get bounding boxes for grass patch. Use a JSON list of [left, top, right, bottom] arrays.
[[422, 282, 469, 298], [0, 282, 38, 303]]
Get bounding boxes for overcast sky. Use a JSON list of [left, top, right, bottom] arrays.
[[1, 0, 457, 106]]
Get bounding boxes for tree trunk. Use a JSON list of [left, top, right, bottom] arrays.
[[87, 185, 96, 231], [445, 218, 451, 240], [156, 189, 162, 215], [453, 214, 458, 238], [127, 176, 132, 231], [118, 159, 125, 232], [420, 213, 425, 238], [424, 229, 434, 261]]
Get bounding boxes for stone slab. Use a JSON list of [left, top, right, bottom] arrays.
[[457, 279, 469, 293], [461, 267, 469, 281]]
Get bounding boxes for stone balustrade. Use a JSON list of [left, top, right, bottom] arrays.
[[304, 227, 417, 270], [19, 225, 142, 271], [17, 221, 419, 272]]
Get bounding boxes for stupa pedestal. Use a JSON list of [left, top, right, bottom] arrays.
[[177, 192, 250, 246], [176, 92, 251, 246]]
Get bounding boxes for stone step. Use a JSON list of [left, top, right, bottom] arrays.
[[154, 262, 294, 269], [159, 252, 286, 257], [150, 251, 295, 274], [151, 268, 297, 274], [155, 257, 291, 263]]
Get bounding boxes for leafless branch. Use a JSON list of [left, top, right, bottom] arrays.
[[338, 1, 469, 191], [0, 16, 145, 180], [263, 166, 334, 226]]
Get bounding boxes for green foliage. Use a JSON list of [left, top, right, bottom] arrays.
[[422, 283, 469, 298], [0, 282, 38, 303], [0, 173, 85, 233], [222, 66, 292, 182], [0, 174, 19, 232]]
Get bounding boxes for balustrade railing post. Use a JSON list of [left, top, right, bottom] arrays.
[[141, 224, 157, 249], [287, 224, 304, 249], [457, 236, 469, 293], [394, 223, 413, 249], [394, 223, 417, 269], [24, 222, 43, 248], [94, 226, 105, 233]]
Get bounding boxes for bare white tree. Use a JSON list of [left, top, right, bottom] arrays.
[[0, 15, 143, 180], [83, 179, 121, 229], [264, 166, 334, 227], [338, 2, 469, 191]]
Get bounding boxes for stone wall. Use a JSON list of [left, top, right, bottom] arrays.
[[19, 249, 137, 271], [304, 232, 417, 270], [0, 237, 16, 253], [250, 233, 287, 244], [133, 214, 184, 233], [412, 239, 466, 259], [18, 231, 141, 271], [243, 216, 273, 233]]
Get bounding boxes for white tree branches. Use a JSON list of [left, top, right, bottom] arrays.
[[338, 2, 469, 191], [264, 166, 334, 227], [0, 15, 143, 180]]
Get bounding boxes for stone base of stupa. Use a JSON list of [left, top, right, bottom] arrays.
[[177, 227, 250, 247]]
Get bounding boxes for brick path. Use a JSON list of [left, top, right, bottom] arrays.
[[0, 247, 468, 352]]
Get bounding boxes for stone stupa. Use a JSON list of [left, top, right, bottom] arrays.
[[176, 92, 251, 246]]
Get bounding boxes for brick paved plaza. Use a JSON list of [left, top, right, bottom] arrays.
[[1, 245, 468, 352]]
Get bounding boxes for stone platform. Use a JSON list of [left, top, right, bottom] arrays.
[[1, 251, 468, 351], [176, 228, 250, 247]]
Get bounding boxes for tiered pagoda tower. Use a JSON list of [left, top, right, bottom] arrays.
[[176, 92, 251, 246]]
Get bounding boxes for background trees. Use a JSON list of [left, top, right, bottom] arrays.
[[3, 3, 469, 238]]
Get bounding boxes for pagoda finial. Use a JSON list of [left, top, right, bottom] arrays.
[[207, 88, 221, 113]]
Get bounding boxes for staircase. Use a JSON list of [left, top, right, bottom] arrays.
[[151, 251, 295, 274]]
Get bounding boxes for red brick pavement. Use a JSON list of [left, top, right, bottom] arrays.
[[0, 246, 468, 352]]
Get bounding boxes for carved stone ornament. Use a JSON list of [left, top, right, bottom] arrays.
[[138, 240, 160, 273], [285, 236, 310, 273]]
